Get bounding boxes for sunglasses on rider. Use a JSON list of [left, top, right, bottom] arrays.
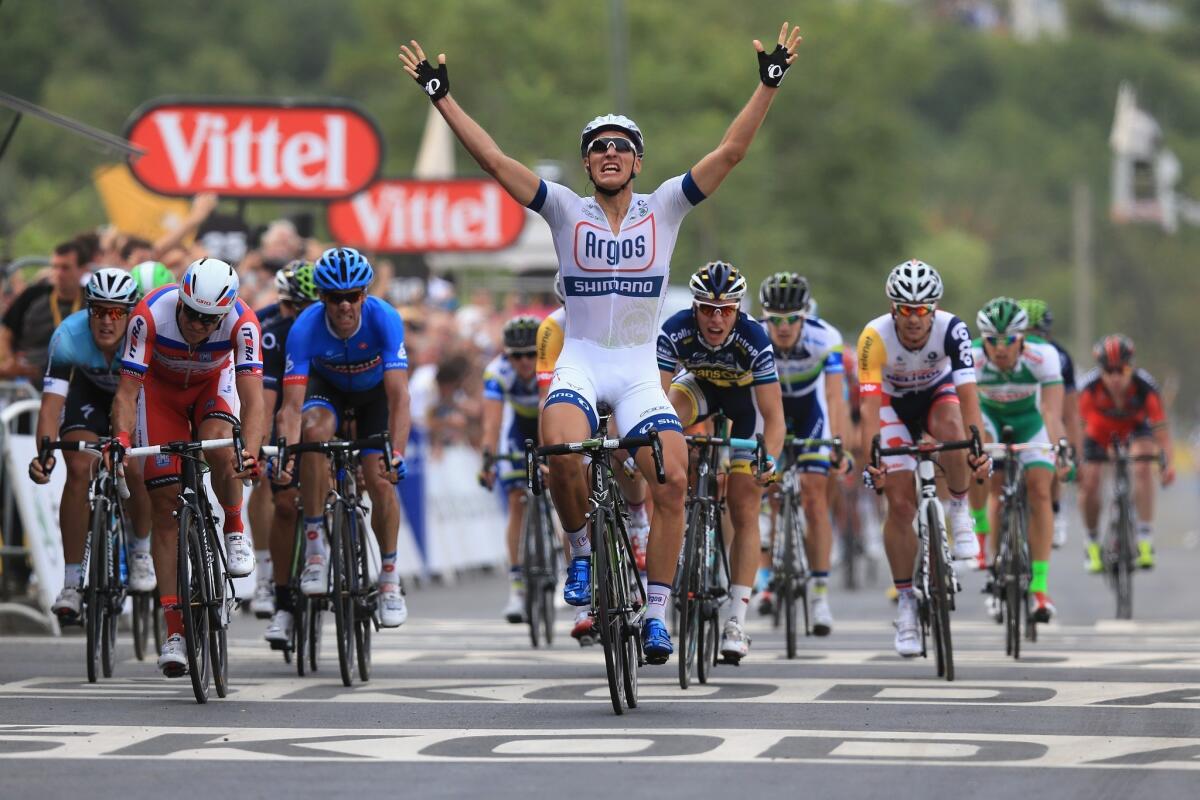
[[180, 305, 222, 326], [984, 334, 1020, 347], [893, 303, 936, 318], [507, 350, 537, 361], [764, 311, 805, 326], [88, 305, 130, 321], [322, 290, 365, 306], [587, 137, 637, 155], [1103, 364, 1131, 376], [695, 302, 739, 319]]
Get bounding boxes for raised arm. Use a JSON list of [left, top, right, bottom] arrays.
[[689, 23, 802, 197], [399, 42, 541, 206]]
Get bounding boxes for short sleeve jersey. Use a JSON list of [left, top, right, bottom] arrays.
[[1026, 334, 1075, 393], [261, 314, 296, 394], [528, 173, 706, 349], [483, 353, 540, 422], [857, 310, 975, 398], [1078, 368, 1167, 440], [42, 310, 123, 397], [535, 307, 566, 388], [121, 286, 262, 386], [770, 317, 844, 400], [657, 309, 778, 388], [971, 339, 1062, 418], [283, 296, 408, 393]]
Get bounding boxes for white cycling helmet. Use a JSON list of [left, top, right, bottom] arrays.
[[85, 267, 138, 306], [885, 259, 944, 304], [580, 114, 644, 157], [179, 257, 239, 315]]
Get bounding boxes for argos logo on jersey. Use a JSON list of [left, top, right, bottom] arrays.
[[573, 215, 655, 271], [565, 275, 663, 298]]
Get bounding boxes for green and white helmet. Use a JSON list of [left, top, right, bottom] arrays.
[[977, 296, 1029, 337], [130, 260, 175, 297]]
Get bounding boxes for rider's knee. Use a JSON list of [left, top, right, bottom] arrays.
[[272, 488, 298, 516], [64, 453, 93, 485], [300, 411, 334, 442], [886, 494, 917, 523], [653, 462, 687, 508]]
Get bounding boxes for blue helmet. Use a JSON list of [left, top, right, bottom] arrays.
[[314, 247, 373, 291]]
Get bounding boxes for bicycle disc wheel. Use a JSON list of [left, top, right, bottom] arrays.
[[594, 508, 625, 715], [331, 507, 355, 687], [677, 509, 702, 689], [928, 507, 955, 681], [132, 593, 150, 662], [178, 506, 211, 703], [210, 530, 229, 698]]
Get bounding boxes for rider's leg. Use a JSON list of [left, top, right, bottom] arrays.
[[59, 430, 98, 589], [882, 475, 919, 585], [149, 484, 182, 636], [196, 416, 252, 577], [270, 487, 299, 609], [801, 471, 833, 578], [1130, 435, 1158, 543], [1026, 465, 1054, 592], [1077, 449, 1105, 571], [927, 398, 976, 557], [540, 402, 592, 544], [725, 470, 763, 624], [300, 406, 336, 557], [635, 428, 688, 624], [360, 452, 400, 573], [248, 481, 273, 576]]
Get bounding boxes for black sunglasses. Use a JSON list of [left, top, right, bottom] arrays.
[[507, 350, 537, 360], [180, 305, 222, 326], [587, 137, 636, 155], [322, 290, 365, 305]]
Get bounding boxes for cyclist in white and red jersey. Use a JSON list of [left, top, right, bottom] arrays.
[[401, 21, 802, 664], [110, 257, 265, 677]]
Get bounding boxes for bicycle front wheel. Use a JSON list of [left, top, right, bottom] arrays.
[[1114, 500, 1135, 620], [353, 512, 372, 683], [132, 593, 151, 662], [927, 506, 955, 682], [210, 526, 229, 698], [676, 507, 702, 690], [178, 505, 211, 703], [594, 506, 626, 715], [330, 504, 355, 687]]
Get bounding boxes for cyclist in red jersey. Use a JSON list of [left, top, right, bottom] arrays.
[[110, 257, 265, 677], [1077, 334, 1175, 572]]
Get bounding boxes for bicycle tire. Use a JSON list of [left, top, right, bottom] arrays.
[[308, 599, 323, 673], [523, 502, 542, 648], [178, 505, 211, 703], [153, 595, 164, 652], [928, 505, 955, 681], [677, 506, 703, 689], [594, 505, 625, 715], [782, 499, 799, 659], [294, 593, 308, 677], [210, 526, 229, 698], [331, 504, 355, 687], [101, 509, 122, 679], [540, 583, 554, 646], [1004, 502, 1021, 659], [616, 518, 638, 709], [132, 593, 151, 662], [84, 502, 106, 683], [542, 496, 560, 646], [354, 511, 372, 683], [1115, 496, 1134, 620]]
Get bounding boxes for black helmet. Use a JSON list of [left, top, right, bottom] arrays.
[[502, 315, 540, 351], [759, 272, 812, 314], [689, 261, 747, 303]]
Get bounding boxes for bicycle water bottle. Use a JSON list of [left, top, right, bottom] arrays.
[[118, 539, 128, 586]]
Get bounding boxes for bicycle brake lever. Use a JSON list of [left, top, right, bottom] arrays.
[[38, 435, 52, 473]]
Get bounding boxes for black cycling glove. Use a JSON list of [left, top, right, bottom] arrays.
[[413, 59, 449, 101], [757, 44, 792, 87]]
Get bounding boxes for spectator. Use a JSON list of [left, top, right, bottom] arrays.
[[426, 354, 474, 459], [121, 237, 154, 267], [0, 240, 89, 386]]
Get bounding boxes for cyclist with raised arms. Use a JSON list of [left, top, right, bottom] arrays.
[[1077, 335, 1174, 571], [110, 257, 264, 676], [755, 272, 849, 636], [400, 21, 802, 664], [658, 261, 784, 662], [31, 268, 156, 620], [857, 260, 990, 657], [275, 247, 412, 629], [968, 298, 1068, 621], [479, 315, 543, 623], [256, 263, 320, 646]]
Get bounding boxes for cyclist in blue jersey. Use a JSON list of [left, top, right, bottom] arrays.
[[658, 262, 784, 663], [275, 247, 412, 629], [401, 21, 802, 665], [29, 268, 156, 620], [755, 273, 849, 635], [479, 316, 542, 623]]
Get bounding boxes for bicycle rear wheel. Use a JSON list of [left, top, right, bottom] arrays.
[[594, 507, 626, 715], [294, 592, 309, 677], [353, 512, 372, 683], [676, 508, 702, 689], [132, 593, 151, 662], [178, 506, 211, 703], [927, 506, 955, 681], [210, 528, 229, 698], [308, 599, 324, 673]]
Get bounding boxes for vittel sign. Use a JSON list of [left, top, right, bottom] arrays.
[[125, 99, 382, 199], [327, 179, 526, 253]]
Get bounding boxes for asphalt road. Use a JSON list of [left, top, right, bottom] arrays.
[[2, 485, 1199, 799]]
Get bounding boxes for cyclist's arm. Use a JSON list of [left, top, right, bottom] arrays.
[[1145, 388, 1173, 470], [262, 387, 278, 439], [955, 382, 986, 444], [856, 326, 885, 456], [689, 84, 782, 198], [429, 95, 540, 206], [1064, 389, 1082, 455], [276, 382, 304, 450], [111, 374, 141, 443], [383, 369, 411, 458], [236, 373, 265, 456], [1040, 382, 1066, 444], [660, 369, 675, 397], [824, 370, 848, 444], [481, 397, 503, 455], [34, 391, 65, 445], [754, 381, 785, 461]]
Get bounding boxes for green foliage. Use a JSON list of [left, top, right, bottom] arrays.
[[0, 0, 1197, 413]]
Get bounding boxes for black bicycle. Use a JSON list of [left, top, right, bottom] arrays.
[[528, 412, 665, 715], [500, 450, 562, 648], [124, 428, 250, 703], [39, 436, 149, 682], [1100, 437, 1161, 620], [870, 427, 982, 682], [770, 436, 842, 659], [284, 432, 392, 687]]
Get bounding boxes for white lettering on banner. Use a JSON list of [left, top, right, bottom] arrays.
[[350, 184, 506, 251], [152, 112, 348, 192]]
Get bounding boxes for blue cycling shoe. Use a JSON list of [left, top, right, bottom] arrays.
[[642, 617, 673, 665], [563, 556, 592, 606]]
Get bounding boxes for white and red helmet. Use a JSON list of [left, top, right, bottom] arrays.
[[179, 257, 239, 315]]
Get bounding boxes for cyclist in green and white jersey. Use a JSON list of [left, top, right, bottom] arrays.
[[968, 297, 1069, 622]]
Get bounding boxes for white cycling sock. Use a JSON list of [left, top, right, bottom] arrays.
[[130, 535, 151, 555], [729, 584, 752, 626], [64, 563, 82, 588], [303, 517, 326, 558], [567, 524, 591, 558], [645, 582, 671, 622], [255, 550, 271, 578], [1137, 521, 1153, 543]]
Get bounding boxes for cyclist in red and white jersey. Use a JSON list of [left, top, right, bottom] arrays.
[[110, 257, 264, 677], [400, 22, 802, 664]]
